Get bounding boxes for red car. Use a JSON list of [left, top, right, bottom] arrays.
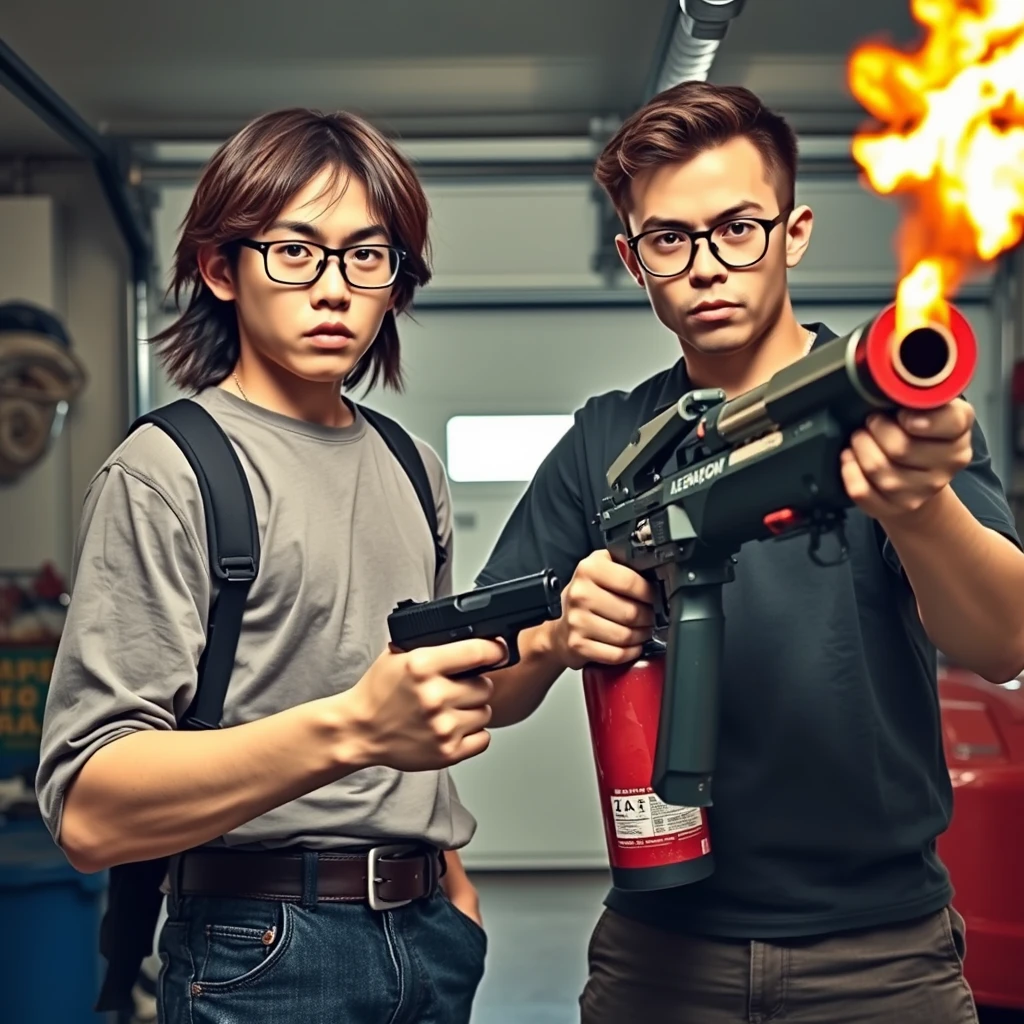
[[938, 663, 1024, 1012]]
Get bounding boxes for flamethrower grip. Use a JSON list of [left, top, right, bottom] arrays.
[[651, 560, 732, 809]]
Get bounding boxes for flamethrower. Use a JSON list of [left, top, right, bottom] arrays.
[[596, 302, 977, 810]]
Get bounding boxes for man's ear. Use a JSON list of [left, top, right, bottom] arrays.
[[785, 205, 814, 269], [615, 235, 646, 288], [197, 244, 237, 302]]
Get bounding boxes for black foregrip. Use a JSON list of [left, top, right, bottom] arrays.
[[651, 583, 724, 808]]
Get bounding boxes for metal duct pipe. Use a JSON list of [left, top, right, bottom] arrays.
[[653, 0, 748, 93]]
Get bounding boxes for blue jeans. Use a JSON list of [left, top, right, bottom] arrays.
[[156, 886, 487, 1023]]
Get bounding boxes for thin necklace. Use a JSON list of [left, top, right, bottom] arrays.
[[232, 372, 347, 427]]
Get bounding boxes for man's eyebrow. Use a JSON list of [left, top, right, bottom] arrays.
[[264, 221, 391, 246], [638, 201, 766, 233]]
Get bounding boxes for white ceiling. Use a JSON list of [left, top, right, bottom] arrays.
[[0, 0, 925, 156]]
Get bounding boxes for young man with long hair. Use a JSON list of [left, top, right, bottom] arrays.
[[476, 82, 1024, 1022], [36, 108, 498, 1024]]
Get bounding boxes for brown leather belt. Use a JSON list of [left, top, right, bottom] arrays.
[[171, 843, 442, 910]]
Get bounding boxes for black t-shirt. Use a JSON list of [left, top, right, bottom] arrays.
[[476, 323, 1021, 940]]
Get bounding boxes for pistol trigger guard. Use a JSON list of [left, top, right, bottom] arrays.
[[501, 635, 520, 670]]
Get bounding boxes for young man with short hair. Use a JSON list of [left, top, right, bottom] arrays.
[[477, 82, 1024, 1022], [36, 108, 498, 1024]]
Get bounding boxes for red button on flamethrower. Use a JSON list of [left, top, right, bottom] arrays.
[[763, 508, 802, 535]]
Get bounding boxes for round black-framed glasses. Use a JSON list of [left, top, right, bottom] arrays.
[[238, 238, 407, 289], [626, 209, 791, 278]]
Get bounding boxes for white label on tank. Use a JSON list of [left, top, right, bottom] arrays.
[[609, 791, 703, 840]]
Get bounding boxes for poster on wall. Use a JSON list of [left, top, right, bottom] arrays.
[[0, 563, 68, 812]]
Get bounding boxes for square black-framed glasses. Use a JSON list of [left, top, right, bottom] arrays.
[[626, 209, 791, 278], [237, 238, 407, 289]]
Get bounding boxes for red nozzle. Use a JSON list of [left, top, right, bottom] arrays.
[[863, 302, 977, 410]]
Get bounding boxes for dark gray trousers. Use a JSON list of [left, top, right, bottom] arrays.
[[580, 905, 978, 1023]]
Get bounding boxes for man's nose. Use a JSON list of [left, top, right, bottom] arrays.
[[312, 256, 352, 303], [688, 238, 727, 282]]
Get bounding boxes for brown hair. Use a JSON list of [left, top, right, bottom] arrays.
[[153, 108, 432, 394], [594, 82, 799, 226]]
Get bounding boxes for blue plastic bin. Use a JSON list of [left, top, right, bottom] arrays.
[[0, 821, 108, 1023]]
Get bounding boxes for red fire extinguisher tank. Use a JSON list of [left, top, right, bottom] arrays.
[[582, 640, 714, 890]]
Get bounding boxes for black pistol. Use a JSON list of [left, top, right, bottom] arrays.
[[388, 569, 563, 672]]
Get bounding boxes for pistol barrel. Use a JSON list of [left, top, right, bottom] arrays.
[[388, 569, 562, 652]]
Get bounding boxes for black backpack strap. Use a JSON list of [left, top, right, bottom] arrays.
[[358, 404, 447, 576], [130, 398, 260, 730], [95, 858, 169, 1012], [94, 399, 261, 1013]]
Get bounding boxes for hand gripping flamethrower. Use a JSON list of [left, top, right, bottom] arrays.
[[596, 302, 977, 810]]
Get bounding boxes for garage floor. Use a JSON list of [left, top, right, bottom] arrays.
[[471, 870, 608, 1024]]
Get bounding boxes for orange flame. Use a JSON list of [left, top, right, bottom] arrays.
[[848, 0, 1024, 337]]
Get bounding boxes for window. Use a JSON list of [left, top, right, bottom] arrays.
[[446, 414, 574, 482]]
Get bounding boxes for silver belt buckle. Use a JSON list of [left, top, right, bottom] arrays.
[[367, 843, 419, 912]]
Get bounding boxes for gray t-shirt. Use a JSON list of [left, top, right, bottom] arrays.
[[35, 386, 476, 852]]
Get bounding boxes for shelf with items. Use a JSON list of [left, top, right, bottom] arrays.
[[0, 562, 69, 794]]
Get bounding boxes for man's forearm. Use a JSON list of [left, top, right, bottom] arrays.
[[60, 693, 371, 873], [882, 484, 1024, 681], [488, 621, 567, 726]]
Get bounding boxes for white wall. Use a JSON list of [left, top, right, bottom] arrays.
[[0, 168, 130, 580]]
